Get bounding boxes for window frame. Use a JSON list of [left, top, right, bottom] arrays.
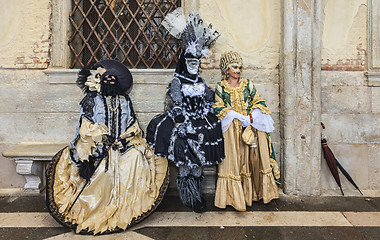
[[46, 0, 198, 84], [68, 0, 181, 69]]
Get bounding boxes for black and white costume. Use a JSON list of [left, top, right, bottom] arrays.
[[146, 8, 224, 213]]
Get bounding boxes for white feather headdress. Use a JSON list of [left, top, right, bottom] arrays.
[[162, 8, 220, 59]]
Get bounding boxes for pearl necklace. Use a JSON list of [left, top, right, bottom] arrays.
[[107, 95, 119, 112]]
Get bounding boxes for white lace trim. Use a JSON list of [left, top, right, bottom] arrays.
[[181, 83, 205, 97]]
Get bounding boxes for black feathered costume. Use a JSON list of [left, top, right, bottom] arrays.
[[146, 9, 224, 213]]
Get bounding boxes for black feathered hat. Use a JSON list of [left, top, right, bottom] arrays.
[[76, 60, 133, 94]]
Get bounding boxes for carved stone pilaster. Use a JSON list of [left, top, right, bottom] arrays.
[[280, 0, 322, 195], [367, 0, 380, 87]]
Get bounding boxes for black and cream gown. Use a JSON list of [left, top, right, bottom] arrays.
[[46, 92, 169, 234]]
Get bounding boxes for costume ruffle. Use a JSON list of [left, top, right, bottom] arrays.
[[46, 92, 169, 234], [46, 121, 169, 234], [147, 81, 224, 169], [214, 111, 279, 211]]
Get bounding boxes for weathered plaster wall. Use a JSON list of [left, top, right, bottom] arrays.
[[199, 0, 281, 69], [321, 1, 379, 194], [321, 0, 367, 71], [0, 0, 51, 188], [0, 0, 50, 68]]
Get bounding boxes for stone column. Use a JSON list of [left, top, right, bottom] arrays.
[[280, 0, 322, 195]]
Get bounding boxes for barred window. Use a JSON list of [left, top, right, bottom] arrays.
[[69, 0, 180, 68]]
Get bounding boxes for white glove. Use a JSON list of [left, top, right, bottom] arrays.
[[226, 110, 251, 127]]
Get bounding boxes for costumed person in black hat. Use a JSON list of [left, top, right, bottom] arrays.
[[46, 60, 169, 234], [146, 8, 224, 213], [213, 51, 280, 211]]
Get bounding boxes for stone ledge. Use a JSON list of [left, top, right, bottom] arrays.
[[44, 68, 175, 85], [2, 143, 66, 158], [365, 72, 380, 87]]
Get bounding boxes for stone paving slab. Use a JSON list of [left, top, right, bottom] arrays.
[[44, 230, 153, 240], [135, 226, 380, 240], [0, 195, 379, 239], [1, 195, 380, 213], [135, 211, 353, 228], [343, 212, 380, 227], [2, 211, 380, 228]]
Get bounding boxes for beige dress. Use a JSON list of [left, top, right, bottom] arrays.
[[213, 78, 280, 211], [46, 119, 168, 234]]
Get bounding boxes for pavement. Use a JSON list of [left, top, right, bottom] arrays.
[[0, 192, 380, 240]]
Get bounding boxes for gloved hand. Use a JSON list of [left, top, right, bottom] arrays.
[[78, 158, 95, 181], [240, 115, 251, 128], [172, 107, 185, 123], [177, 123, 187, 138], [114, 139, 124, 149], [102, 134, 115, 147], [228, 110, 251, 127]]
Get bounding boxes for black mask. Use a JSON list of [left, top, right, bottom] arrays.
[[100, 75, 120, 96]]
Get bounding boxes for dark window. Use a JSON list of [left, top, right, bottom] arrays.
[[69, 0, 180, 68]]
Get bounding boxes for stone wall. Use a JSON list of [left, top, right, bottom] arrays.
[[320, 72, 380, 194], [319, 0, 379, 194]]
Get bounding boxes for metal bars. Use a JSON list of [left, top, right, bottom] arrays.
[[69, 0, 180, 68]]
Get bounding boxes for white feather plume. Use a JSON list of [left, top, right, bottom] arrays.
[[163, 8, 220, 58], [185, 41, 197, 56], [162, 7, 187, 39]]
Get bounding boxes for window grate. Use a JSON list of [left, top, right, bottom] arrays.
[[69, 0, 180, 68]]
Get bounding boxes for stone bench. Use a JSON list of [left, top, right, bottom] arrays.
[[2, 143, 66, 193], [2, 143, 217, 194]]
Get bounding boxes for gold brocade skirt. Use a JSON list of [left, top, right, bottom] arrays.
[[46, 142, 168, 234], [214, 122, 279, 211]]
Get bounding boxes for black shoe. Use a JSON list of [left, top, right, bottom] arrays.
[[192, 198, 207, 213]]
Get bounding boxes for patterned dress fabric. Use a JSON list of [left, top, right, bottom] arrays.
[[147, 75, 224, 169]]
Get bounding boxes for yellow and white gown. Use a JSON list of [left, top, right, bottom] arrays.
[[46, 93, 168, 234], [213, 78, 280, 211]]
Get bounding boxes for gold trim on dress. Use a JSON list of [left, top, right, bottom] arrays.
[[260, 168, 273, 175], [217, 173, 241, 182]]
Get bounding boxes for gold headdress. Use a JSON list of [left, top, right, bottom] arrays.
[[219, 51, 243, 78]]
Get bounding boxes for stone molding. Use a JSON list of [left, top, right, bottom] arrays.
[[44, 68, 175, 85], [365, 72, 380, 87]]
